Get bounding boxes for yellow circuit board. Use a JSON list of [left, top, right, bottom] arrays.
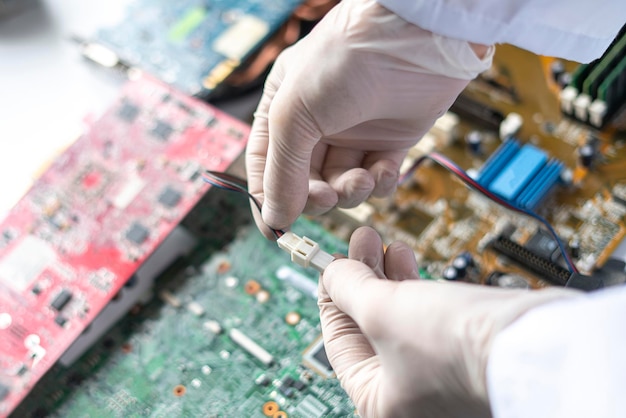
[[322, 45, 626, 290]]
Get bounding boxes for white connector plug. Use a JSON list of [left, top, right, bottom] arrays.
[[277, 231, 335, 273]]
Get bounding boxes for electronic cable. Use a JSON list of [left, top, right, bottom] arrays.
[[400, 152, 579, 274], [201, 170, 285, 239], [204, 150, 578, 274]]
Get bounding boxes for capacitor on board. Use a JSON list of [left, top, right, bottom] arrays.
[[569, 237, 581, 259], [452, 256, 469, 278], [465, 130, 483, 154], [442, 266, 458, 281], [578, 144, 595, 168], [550, 60, 565, 83]]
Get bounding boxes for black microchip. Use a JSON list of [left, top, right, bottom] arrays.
[[158, 186, 182, 208], [50, 289, 72, 311], [126, 222, 149, 245], [117, 102, 140, 123], [151, 120, 174, 141], [293, 380, 306, 391], [55, 315, 67, 327], [526, 229, 558, 258], [0, 383, 9, 401], [279, 385, 295, 398], [282, 376, 296, 387], [312, 344, 333, 372]]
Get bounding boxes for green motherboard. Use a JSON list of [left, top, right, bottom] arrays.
[[14, 193, 354, 418]]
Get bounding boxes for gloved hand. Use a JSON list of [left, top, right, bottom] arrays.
[[319, 227, 579, 418], [246, 0, 493, 237]]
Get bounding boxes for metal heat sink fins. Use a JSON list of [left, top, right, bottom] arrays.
[[476, 139, 563, 210]]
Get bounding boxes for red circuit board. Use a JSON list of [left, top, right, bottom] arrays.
[[0, 75, 249, 416]]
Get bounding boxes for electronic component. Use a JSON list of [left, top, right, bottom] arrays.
[[151, 120, 174, 141], [158, 186, 182, 208], [476, 139, 564, 209], [395, 208, 434, 239], [565, 273, 604, 291], [276, 266, 318, 299], [613, 183, 626, 207], [125, 222, 150, 245], [499, 112, 523, 139], [442, 266, 459, 281], [490, 234, 571, 286], [204, 320, 223, 335], [578, 144, 595, 168], [584, 258, 626, 288], [229, 328, 274, 366], [285, 311, 301, 326], [54, 316, 68, 327], [450, 94, 504, 129], [277, 232, 334, 272], [0, 74, 248, 416], [451, 253, 472, 278], [550, 60, 565, 83], [526, 229, 561, 261], [562, 24, 626, 130], [89, 0, 302, 97], [159, 289, 182, 308], [295, 395, 330, 418], [465, 130, 483, 154], [14, 218, 351, 417], [60, 227, 196, 366], [293, 379, 306, 391], [279, 384, 295, 398], [50, 289, 72, 311], [303, 337, 334, 379], [117, 101, 139, 122], [487, 272, 530, 289]]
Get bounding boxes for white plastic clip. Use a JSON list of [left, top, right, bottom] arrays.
[[277, 232, 335, 273]]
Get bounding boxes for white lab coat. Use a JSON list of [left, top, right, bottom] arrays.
[[487, 285, 626, 418], [378, 0, 626, 63], [377, 1, 626, 416]]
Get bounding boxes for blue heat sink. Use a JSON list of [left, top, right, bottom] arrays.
[[476, 139, 563, 209]]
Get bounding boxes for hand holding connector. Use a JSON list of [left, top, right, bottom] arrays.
[[277, 231, 335, 273]]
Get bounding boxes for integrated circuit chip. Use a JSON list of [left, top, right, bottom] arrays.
[[158, 186, 182, 208], [151, 120, 174, 141], [117, 101, 140, 122], [50, 289, 72, 311], [303, 337, 334, 379], [526, 229, 558, 259], [396, 208, 435, 238], [125, 222, 150, 245]]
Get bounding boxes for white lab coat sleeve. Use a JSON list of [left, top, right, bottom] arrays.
[[376, 0, 626, 63], [486, 285, 626, 418]]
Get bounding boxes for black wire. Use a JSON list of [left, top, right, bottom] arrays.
[[202, 171, 284, 239]]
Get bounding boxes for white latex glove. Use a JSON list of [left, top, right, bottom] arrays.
[[246, 0, 493, 237], [319, 227, 579, 418]]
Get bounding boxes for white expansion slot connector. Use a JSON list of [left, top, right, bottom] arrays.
[[277, 231, 335, 273]]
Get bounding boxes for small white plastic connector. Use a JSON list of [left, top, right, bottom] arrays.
[[277, 232, 335, 273], [560, 86, 578, 114], [499, 112, 523, 140]]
